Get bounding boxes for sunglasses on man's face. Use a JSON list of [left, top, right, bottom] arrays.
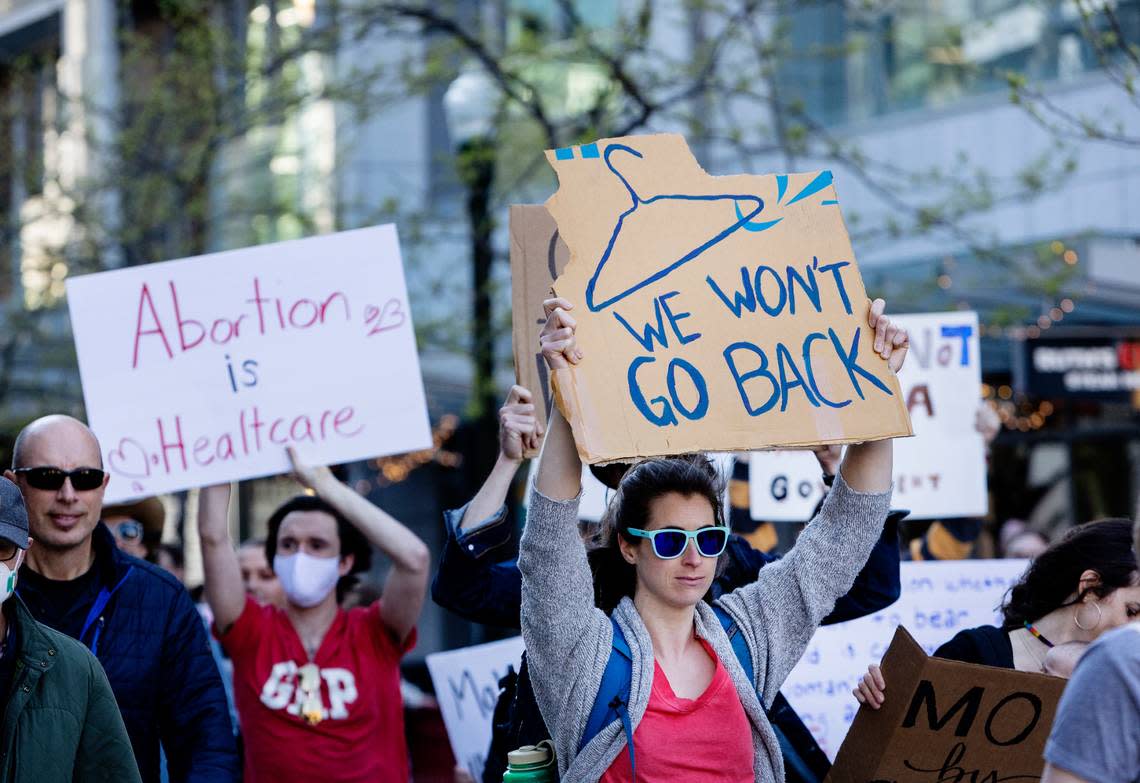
[[14, 466, 106, 492], [626, 525, 730, 560]]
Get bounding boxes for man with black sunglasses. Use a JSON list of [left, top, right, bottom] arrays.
[[5, 415, 238, 783]]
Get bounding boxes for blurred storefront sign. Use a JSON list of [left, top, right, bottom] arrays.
[[1018, 335, 1140, 398]]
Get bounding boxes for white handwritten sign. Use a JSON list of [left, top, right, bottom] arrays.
[[750, 312, 985, 521], [748, 450, 825, 522], [782, 558, 1029, 760], [426, 636, 526, 781], [66, 225, 431, 502]]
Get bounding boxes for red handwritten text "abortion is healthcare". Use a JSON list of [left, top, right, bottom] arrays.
[[129, 277, 406, 368]]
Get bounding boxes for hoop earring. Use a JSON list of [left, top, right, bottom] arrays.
[[1074, 601, 1103, 632]]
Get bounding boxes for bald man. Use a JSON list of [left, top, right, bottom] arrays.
[[6, 415, 238, 783]]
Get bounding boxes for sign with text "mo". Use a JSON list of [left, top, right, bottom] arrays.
[[827, 625, 1064, 783], [66, 225, 431, 502]]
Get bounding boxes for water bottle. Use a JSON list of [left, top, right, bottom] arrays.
[[502, 741, 557, 782]]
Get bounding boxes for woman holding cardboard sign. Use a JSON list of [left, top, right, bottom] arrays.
[[520, 296, 908, 782]]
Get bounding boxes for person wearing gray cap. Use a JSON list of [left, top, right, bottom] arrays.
[[0, 477, 141, 781]]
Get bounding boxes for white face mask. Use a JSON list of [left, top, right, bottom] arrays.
[[0, 550, 24, 604], [273, 552, 341, 608]]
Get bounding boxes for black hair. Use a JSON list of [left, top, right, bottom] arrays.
[[588, 454, 726, 613], [1001, 518, 1138, 630], [588, 462, 633, 491], [264, 495, 372, 601]]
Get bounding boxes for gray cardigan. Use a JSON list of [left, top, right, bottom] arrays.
[[519, 472, 891, 782]]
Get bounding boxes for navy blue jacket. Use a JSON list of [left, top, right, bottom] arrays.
[[432, 504, 903, 629], [18, 523, 239, 783]]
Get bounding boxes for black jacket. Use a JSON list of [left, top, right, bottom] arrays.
[[17, 524, 238, 783], [933, 624, 1015, 669]]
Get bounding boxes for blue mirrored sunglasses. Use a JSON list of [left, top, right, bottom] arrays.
[[626, 526, 730, 560]]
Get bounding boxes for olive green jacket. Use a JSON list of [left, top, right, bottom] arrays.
[[0, 596, 141, 782]]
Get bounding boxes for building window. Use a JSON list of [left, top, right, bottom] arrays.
[[0, 17, 62, 309]]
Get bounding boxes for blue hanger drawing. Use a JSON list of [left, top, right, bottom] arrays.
[[581, 143, 834, 312]]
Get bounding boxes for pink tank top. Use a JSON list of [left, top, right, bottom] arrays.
[[599, 638, 754, 782]]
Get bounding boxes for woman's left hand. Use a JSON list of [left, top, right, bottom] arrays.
[[868, 298, 909, 373]]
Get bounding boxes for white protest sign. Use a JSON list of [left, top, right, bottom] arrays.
[[426, 636, 526, 781], [751, 312, 985, 521], [66, 225, 431, 502], [749, 450, 826, 522], [782, 558, 1029, 760]]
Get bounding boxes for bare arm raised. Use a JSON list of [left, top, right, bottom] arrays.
[[197, 482, 246, 632], [289, 447, 430, 641]]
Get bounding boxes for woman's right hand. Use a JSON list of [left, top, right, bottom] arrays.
[[540, 297, 582, 370], [534, 297, 584, 499], [853, 663, 886, 709]]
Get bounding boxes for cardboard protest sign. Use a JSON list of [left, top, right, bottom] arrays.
[[426, 636, 526, 781], [510, 205, 569, 436], [783, 558, 1030, 759], [66, 225, 431, 502], [750, 312, 986, 521], [827, 625, 1064, 783], [542, 134, 912, 463]]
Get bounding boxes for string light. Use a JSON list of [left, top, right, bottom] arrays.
[[1060, 299, 1075, 313], [372, 414, 463, 486], [1063, 249, 1078, 265], [980, 387, 1057, 431]]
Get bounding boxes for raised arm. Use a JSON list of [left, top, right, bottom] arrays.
[[822, 299, 901, 498], [519, 298, 610, 745], [197, 483, 246, 632], [431, 386, 541, 628], [534, 298, 584, 500], [717, 298, 907, 704], [459, 384, 542, 531], [289, 448, 429, 642]]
